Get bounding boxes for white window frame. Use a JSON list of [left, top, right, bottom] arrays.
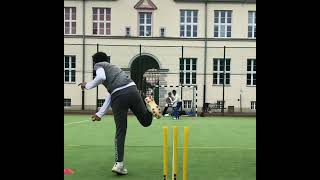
[[97, 99, 105, 108], [213, 59, 231, 85], [64, 99, 71, 108], [64, 7, 76, 35], [139, 12, 152, 37], [160, 27, 166, 37], [93, 8, 111, 35], [214, 10, 232, 38], [180, 58, 197, 85], [64, 56, 76, 83], [93, 62, 96, 80], [183, 100, 192, 109], [251, 101, 256, 110], [248, 11, 256, 38], [217, 100, 225, 109], [180, 10, 198, 38], [247, 59, 256, 86], [125, 26, 131, 36]]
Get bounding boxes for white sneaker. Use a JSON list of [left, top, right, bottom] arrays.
[[111, 162, 128, 175], [164, 114, 169, 117]]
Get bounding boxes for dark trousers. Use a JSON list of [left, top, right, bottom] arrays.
[[172, 102, 182, 119], [162, 105, 172, 115], [111, 85, 153, 162]]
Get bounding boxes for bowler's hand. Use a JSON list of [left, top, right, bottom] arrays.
[[91, 114, 101, 121], [78, 82, 87, 90]]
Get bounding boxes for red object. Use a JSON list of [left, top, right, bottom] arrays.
[[64, 168, 74, 175]]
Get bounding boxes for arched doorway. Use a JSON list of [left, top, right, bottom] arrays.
[[130, 54, 160, 103]]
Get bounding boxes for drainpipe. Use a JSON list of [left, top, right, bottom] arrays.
[[202, 1, 208, 114], [81, 0, 86, 110]]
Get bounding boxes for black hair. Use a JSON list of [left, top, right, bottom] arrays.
[[92, 52, 110, 63], [172, 90, 176, 94]]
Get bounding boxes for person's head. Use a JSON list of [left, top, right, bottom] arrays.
[[92, 52, 110, 64], [168, 92, 172, 97], [172, 90, 176, 95]]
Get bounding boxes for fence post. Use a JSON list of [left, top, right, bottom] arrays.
[[96, 43, 99, 112], [222, 46, 226, 115], [181, 45, 184, 112]]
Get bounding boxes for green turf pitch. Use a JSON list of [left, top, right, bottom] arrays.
[[64, 115, 256, 180]]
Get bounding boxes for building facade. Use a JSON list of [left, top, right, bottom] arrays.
[[64, 0, 256, 113]]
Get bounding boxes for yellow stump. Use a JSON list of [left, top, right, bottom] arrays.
[[183, 127, 189, 180], [163, 127, 168, 180], [172, 126, 178, 180]]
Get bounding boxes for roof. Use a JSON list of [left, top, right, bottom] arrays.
[[134, 0, 158, 10], [174, 0, 256, 3]]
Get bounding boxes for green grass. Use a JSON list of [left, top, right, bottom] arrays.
[[64, 115, 256, 180]]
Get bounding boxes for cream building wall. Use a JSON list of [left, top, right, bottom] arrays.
[[64, 0, 256, 113]]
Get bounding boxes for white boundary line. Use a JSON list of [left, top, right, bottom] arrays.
[[177, 146, 256, 150], [64, 120, 90, 126], [64, 144, 255, 150]]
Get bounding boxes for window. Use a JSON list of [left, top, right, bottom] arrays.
[[248, 11, 256, 38], [139, 12, 152, 36], [64, 56, 76, 83], [214, 10, 232, 38], [217, 101, 225, 109], [183, 100, 192, 109], [213, 59, 231, 85], [247, 59, 256, 86], [93, 8, 111, 35], [64, 7, 76, 35], [93, 62, 96, 79], [160, 27, 165, 37], [64, 99, 71, 107], [125, 27, 131, 36], [180, 58, 197, 85], [251, 101, 256, 110], [180, 10, 198, 38], [98, 99, 105, 108]]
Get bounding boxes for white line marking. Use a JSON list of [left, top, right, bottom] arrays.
[[177, 146, 256, 150], [64, 120, 90, 126], [64, 144, 255, 150], [65, 144, 81, 147]]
